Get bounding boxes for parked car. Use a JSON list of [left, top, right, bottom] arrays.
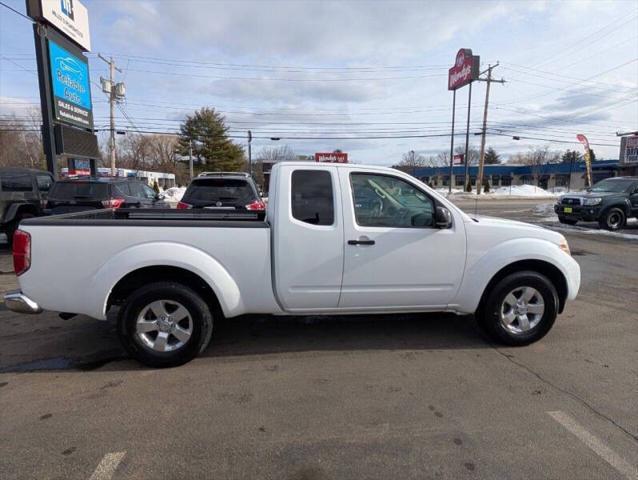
[[6, 162, 580, 367], [46, 177, 167, 214], [0, 167, 54, 245], [554, 176, 638, 230], [177, 172, 265, 211]]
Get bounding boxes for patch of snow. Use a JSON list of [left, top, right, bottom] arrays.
[[533, 203, 556, 216], [491, 185, 559, 197]]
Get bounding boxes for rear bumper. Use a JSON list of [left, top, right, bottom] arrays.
[[4, 290, 42, 314]]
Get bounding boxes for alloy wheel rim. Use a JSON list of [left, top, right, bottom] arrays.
[[500, 286, 545, 335], [135, 300, 193, 352]]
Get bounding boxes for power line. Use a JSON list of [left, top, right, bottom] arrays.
[[0, 1, 32, 21]]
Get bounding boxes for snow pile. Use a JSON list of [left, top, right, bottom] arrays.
[[161, 187, 187, 206], [162, 187, 186, 200], [491, 185, 559, 197]]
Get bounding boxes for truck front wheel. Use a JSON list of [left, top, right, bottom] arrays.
[[117, 282, 213, 367], [477, 271, 558, 346]]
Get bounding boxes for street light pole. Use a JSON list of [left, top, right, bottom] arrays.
[[248, 130, 252, 176]]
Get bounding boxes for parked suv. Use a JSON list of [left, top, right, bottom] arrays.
[[177, 172, 265, 211], [0, 167, 54, 245], [554, 177, 638, 230], [47, 177, 166, 215]]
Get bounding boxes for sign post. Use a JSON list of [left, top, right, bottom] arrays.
[[448, 49, 479, 192]]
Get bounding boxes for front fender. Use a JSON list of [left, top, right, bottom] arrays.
[[453, 238, 580, 313], [91, 242, 243, 319]]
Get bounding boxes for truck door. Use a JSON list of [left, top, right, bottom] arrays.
[[338, 170, 466, 310], [273, 166, 344, 311]]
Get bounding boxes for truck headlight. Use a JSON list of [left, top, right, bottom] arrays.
[[583, 197, 602, 206], [559, 238, 571, 256]]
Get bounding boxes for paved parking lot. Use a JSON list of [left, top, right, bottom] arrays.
[[1, 204, 637, 480]]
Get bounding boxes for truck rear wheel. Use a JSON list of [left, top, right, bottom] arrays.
[[477, 271, 558, 346], [117, 282, 213, 367]]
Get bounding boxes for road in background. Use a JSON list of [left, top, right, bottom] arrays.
[[1, 202, 637, 479]]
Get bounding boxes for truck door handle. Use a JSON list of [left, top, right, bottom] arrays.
[[348, 239, 375, 246]]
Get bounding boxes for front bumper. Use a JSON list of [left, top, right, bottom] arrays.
[[554, 204, 601, 222], [4, 290, 42, 314]]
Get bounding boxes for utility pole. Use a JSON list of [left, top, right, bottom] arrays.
[[189, 139, 194, 180], [476, 63, 505, 195], [98, 55, 123, 176], [247, 130, 252, 176]]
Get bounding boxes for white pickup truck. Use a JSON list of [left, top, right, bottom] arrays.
[[6, 162, 580, 367]]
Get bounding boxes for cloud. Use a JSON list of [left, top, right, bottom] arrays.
[[202, 76, 385, 104], [102, 0, 521, 62]]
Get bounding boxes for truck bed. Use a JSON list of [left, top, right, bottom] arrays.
[[24, 208, 268, 227], [17, 208, 277, 320]]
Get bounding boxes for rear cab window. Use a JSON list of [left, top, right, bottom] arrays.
[[48, 182, 111, 200], [291, 170, 334, 226], [183, 178, 257, 207]]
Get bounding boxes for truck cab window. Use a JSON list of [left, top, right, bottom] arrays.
[[350, 173, 434, 228], [291, 170, 334, 225]]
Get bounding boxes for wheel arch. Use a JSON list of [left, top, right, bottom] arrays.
[[476, 259, 568, 316], [3, 202, 38, 224], [107, 266, 221, 316], [96, 242, 243, 319]]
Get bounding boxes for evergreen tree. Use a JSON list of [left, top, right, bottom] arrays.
[[561, 150, 582, 164], [484, 146, 500, 164], [178, 108, 245, 172]]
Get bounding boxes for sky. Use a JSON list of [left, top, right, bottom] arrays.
[[1, 0, 637, 165]]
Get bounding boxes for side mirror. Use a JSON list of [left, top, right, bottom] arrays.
[[434, 206, 453, 229]]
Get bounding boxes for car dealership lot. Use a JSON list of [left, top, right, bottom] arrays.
[[0, 206, 637, 480]]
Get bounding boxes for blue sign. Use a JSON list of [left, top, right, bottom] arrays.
[[48, 39, 93, 128]]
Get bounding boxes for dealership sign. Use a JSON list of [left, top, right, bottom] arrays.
[[48, 39, 93, 129], [448, 49, 480, 91], [315, 152, 348, 163], [453, 154, 464, 165], [27, 0, 91, 51]]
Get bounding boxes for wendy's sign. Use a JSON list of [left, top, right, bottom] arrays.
[[448, 49, 480, 91]]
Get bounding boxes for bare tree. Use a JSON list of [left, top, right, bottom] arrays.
[[0, 112, 45, 169], [508, 147, 560, 185], [257, 145, 296, 163]]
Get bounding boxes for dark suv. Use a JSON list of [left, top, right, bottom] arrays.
[[177, 172, 265, 211], [554, 177, 638, 230], [47, 177, 166, 215], [0, 167, 54, 245]]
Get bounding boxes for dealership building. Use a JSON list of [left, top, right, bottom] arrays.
[[411, 159, 620, 191]]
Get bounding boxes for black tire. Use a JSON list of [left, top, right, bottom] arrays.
[[558, 216, 577, 225], [117, 282, 213, 368], [599, 207, 626, 231], [477, 271, 559, 346]]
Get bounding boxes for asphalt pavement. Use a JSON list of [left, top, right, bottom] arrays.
[[0, 202, 637, 480]]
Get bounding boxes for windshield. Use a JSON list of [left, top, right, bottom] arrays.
[[182, 178, 257, 206], [589, 179, 634, 193], [48, 182, 110, 200]]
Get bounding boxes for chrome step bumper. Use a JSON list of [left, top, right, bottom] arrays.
[[4, 290, 42, 314]]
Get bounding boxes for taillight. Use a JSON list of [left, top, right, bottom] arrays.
[[13, 229, 31, 276], [102, 198, 125, 209], [245, 200, 266, 211], [177, 201, 192, 209]]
